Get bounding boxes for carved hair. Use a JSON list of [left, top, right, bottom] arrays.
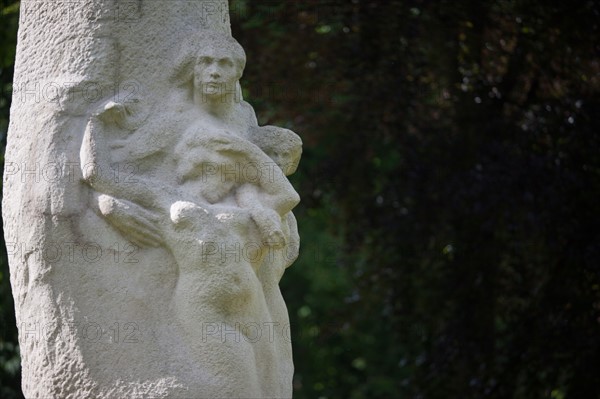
[[171, 30, 246, 87], [247, 125, 302, 155], [247, 126, 302, 175]]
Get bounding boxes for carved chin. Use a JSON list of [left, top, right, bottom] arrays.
[[194, 90, 219, 100]]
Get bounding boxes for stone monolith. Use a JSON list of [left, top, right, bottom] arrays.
[[3, 1, 300, 398]]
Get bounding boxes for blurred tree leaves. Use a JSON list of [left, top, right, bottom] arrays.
[[0, 1, 21, 398], [231, 1, 600, 398]]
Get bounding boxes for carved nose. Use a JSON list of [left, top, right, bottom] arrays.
[[208, 67, 221, 78]]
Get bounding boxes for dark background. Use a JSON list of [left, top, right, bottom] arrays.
[[1, 1, 600, 398]]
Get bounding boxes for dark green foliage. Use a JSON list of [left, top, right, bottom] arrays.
[[231, 1, 600, 398], [0, 1, 21, 398]]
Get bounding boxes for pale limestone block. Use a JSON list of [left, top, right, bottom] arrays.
[[4, 1, 300, 397]]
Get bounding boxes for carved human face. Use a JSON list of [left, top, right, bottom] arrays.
[[266, 146, 302, 176], [193, 48, 240, 99]]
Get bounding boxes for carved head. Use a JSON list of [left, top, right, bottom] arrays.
[[171, 30, 246, 98], [247, 126, 303, 176]]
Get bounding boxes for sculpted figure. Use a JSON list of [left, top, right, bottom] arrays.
[[170, 29, 258, 136], [237, 125, 302, 246], [79, 30, 300, 398], [174, 125, 302, 248]]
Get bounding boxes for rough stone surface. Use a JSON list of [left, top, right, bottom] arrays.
[[3, 1, 300, 398]]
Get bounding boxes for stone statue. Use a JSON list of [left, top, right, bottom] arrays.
[[79, 30, 300, 398], [4, 1, 300, 397]]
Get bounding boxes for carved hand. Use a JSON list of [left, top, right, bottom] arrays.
[[97, 194, 163, 248]]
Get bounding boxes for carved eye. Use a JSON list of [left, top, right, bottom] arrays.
[[219, 58, 234, 68]]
